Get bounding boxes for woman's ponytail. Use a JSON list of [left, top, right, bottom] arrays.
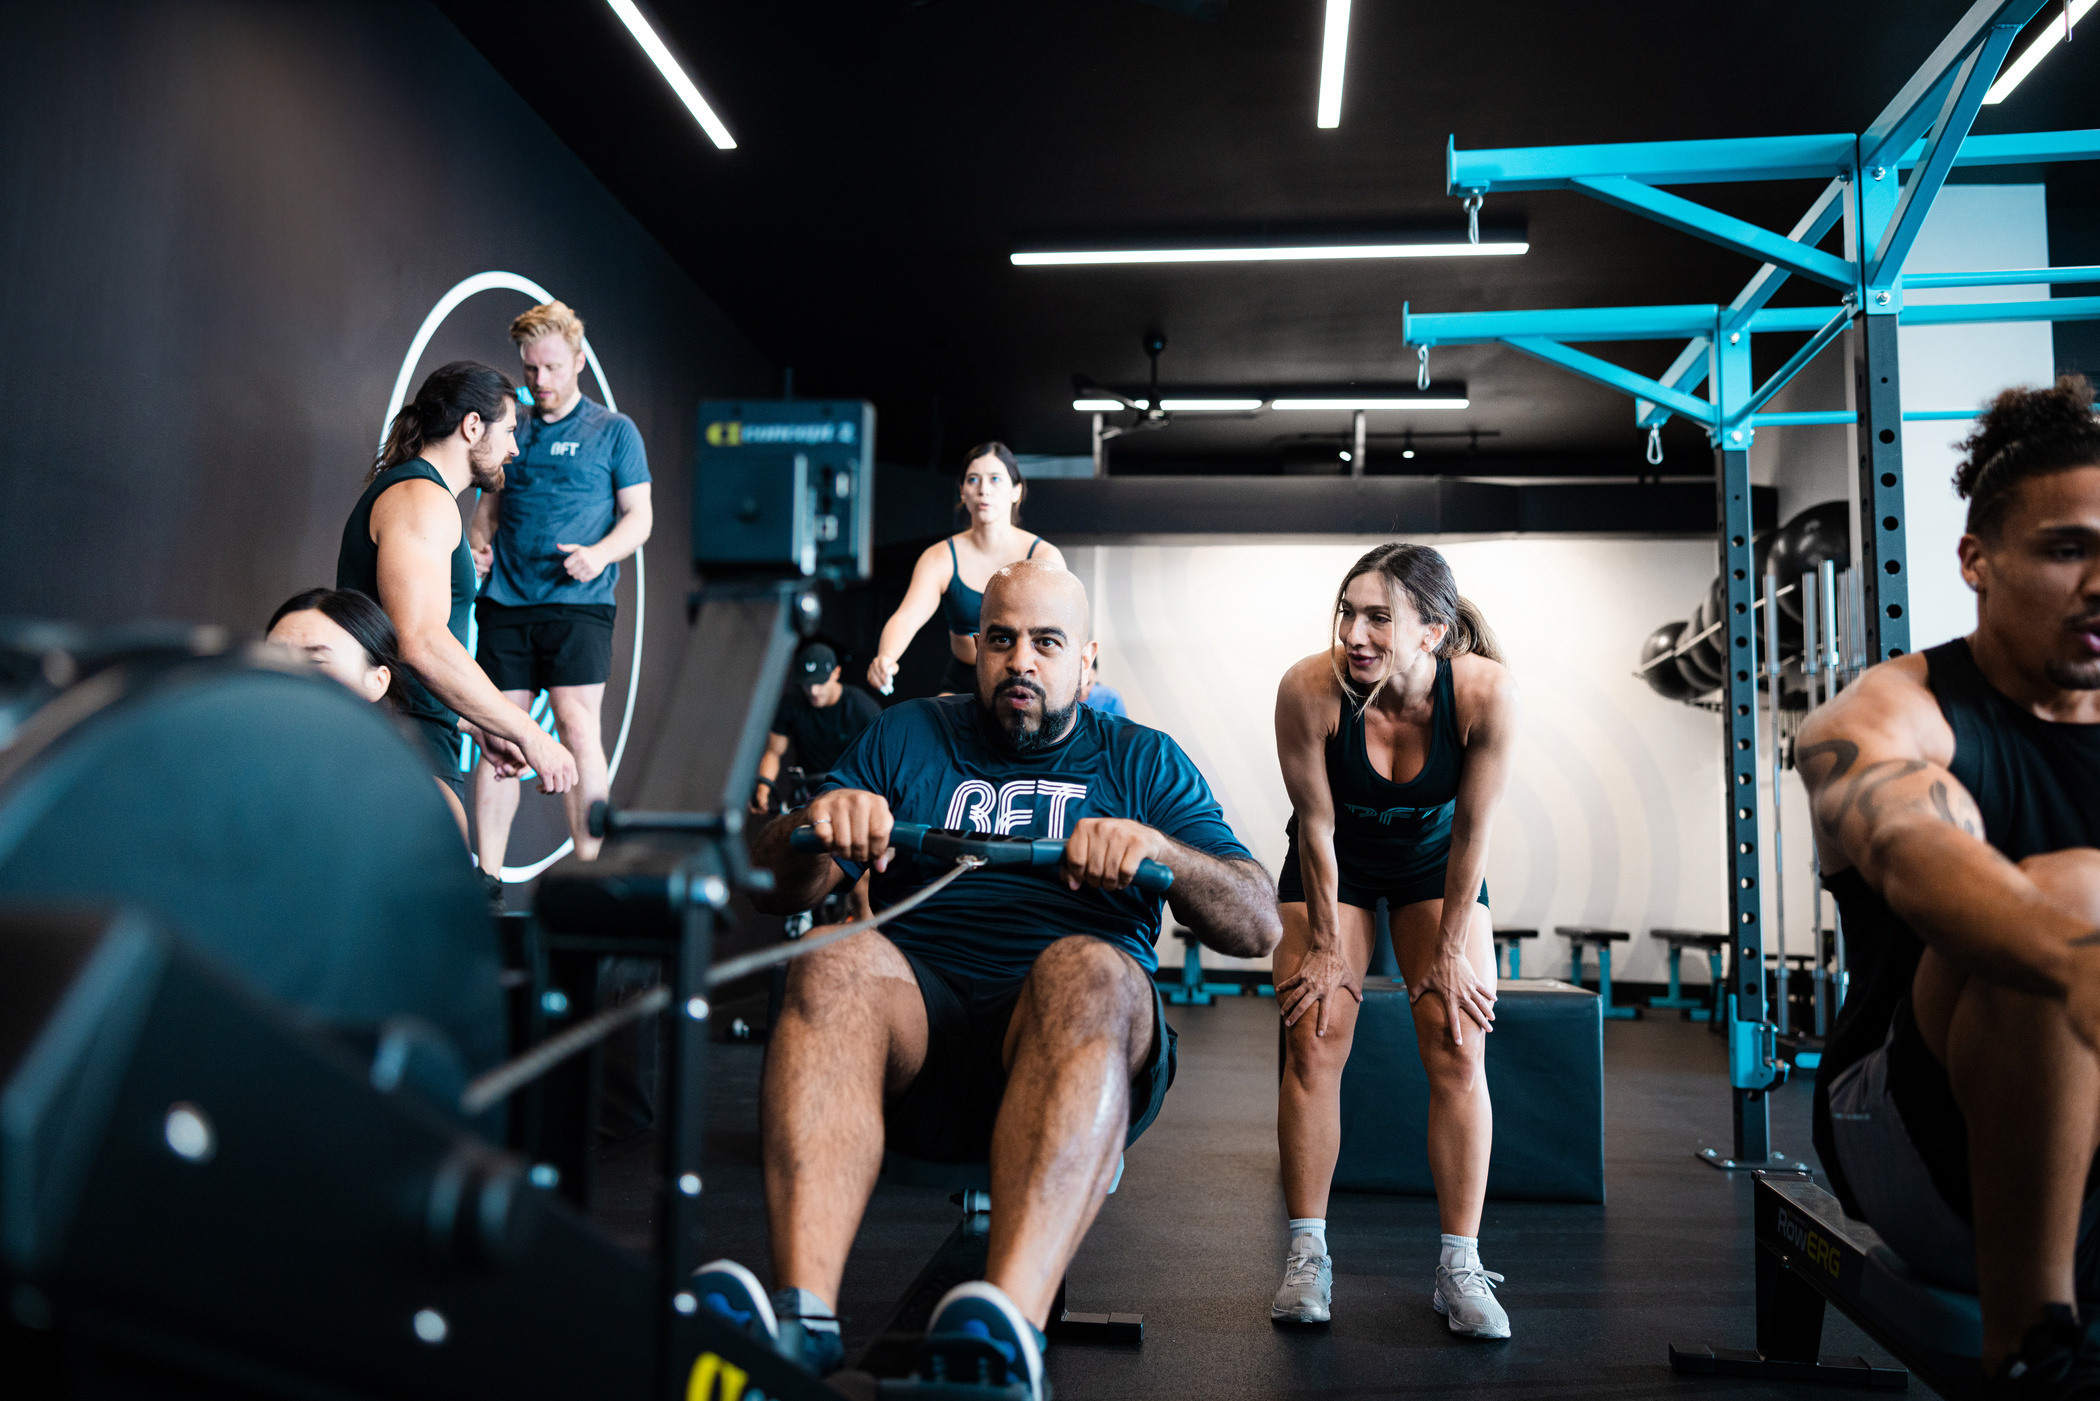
[[1447, 595, 1504, 665]]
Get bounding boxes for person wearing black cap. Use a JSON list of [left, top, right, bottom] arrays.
[[753, 642, 882, 814]]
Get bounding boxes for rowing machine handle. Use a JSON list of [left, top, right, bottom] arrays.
[[788, 825, 1174, 894]]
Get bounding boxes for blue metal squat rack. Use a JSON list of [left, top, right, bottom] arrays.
[[1403, 0, 2100, 1170]]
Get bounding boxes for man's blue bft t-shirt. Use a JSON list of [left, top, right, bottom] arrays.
[[484, 397, 650, 608], [819, 695, 1253, 984]]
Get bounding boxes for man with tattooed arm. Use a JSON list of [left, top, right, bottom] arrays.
[[1797, 376, 2100, 1401]]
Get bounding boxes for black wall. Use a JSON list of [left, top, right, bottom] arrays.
[[0, 2, 772, 828]]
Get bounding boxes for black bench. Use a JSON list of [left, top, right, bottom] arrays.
[[1671, 1172, 1981, 1398]]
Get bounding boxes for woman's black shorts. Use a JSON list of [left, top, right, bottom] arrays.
[[1275, 835, 1488, 912]]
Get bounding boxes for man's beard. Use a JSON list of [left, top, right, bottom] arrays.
[[2045, 657, 2100, 690], [468, 439, 508, 490], [981, 678, 1080, 755]]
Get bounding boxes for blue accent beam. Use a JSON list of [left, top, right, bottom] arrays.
[[1504, 337, 1717, 425], [1906, 128, 2100, 167], [1868, 22, 2021, 290], [1636, 337, 1712, 429], [1447, 125, 2100, 200], [1723, 178, 1851, 333], [1573, 177, 1854, 289], [1405, 303, 1718, 346], [1450, 133, 1856, 193], [1903, 296, 2100, 326], [1734, 303, 1856, 424], [1861, 0, 2047, 170], [1904, 265, 2100, 288], [1753, 411, 1858, 426]]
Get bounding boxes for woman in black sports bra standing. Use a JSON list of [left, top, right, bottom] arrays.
[[867, 442, 1065, 697], [1268, 543, 1519, 1339]]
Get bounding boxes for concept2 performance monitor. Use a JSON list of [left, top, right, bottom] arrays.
[[695, 400, 874, 582]]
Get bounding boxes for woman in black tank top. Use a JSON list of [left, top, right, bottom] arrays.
[[1267, 544, 1521, 1336]]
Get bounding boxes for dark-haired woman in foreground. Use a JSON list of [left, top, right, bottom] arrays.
[[866, 443, 1065, 697], [266, 586, 471, 842], [1270, 543, 1519, 1338]]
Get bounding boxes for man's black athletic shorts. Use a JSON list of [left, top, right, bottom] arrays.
[[475, 601, 616, 692], [884, 941, 1176, 1164]]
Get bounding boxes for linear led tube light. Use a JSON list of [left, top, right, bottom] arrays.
[[606, 0, 737, 149], [1073, 399, 1134, 411], [1271, 397, 1470, 411], [1316, 0, 1352, 129], [1015, 241, 1526, 266], [1985, 0, 2095, 104], [1160, 398, 1264, 411]]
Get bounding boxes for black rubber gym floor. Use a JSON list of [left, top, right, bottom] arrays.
[[596, 998, 1902, 1401]]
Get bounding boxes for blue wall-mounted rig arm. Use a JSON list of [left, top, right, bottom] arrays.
[[1505, 337, 1718, 426], [1861, 0, 2048, 172], [1867, 21, 2024, 293], [1573, 177, 1855, 290]]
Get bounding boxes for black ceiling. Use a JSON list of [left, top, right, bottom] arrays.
[[436, 0, 2098, 475]]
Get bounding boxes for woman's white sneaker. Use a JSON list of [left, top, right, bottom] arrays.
[[1433, 1261, 1510, 1339]]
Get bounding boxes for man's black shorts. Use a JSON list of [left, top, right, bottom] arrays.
[[1824, 993, 2100, 1296], [884, 942, 1177, 1164], [476, 601, 616, 692], [407, 711, 467, 801]]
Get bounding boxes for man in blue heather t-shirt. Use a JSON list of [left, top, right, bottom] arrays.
[[467, 300, 652, 869], [700, 561, 1279, 1397]]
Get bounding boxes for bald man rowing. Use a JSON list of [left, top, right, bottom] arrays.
[[704, 561, 1279, 1398]]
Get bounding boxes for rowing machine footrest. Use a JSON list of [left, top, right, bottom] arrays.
[[1669, 1343, 1908, 1389]]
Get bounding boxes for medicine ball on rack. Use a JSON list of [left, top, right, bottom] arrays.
[[1640, 622, 1700, 701], [0, 623, 503, 1075], [1769, 501, 1852, 621], [1675, 605, 1724, 694]]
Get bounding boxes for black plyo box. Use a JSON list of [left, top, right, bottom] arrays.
[[1333, 976, 1605, 1203]]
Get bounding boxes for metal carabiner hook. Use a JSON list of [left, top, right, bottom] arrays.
[[1417, 345, 1431, 392], [1464, 192, 1484, 246], [1646, 425, 1665, 467]]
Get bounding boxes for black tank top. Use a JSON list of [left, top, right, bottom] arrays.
[[336, 458, 475, 726], [1819, 638, 2100, 1209], [1286, 655, 1465, 884]]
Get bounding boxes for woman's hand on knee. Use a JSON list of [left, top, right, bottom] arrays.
[[1409, 948, 1496, 1046], [1276, 946, 1361, 1037]]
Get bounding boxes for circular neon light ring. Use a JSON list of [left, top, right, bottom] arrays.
[[383, 271, 646, 882]]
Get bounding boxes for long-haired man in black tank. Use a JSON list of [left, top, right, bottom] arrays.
[[1798, 375, 2100, 1398], [338, 361, 578, 868]]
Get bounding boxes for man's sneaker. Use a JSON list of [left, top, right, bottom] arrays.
[[917, 1281, 1045, 1399], [479, 870, 505, 913], [771, 1289, 846, 1378], [1270, 1248, 1333, 1324], [693, 1259, 778, 1343], [1988, 1304, 2100, 1400], [1433, 1260, 1511, 1339]]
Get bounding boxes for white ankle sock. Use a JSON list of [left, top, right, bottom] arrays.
[[774, 1286, 839, 1334], [1288, 1217, 1328, 1255], [1440, 1233, 1479, 1270]]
